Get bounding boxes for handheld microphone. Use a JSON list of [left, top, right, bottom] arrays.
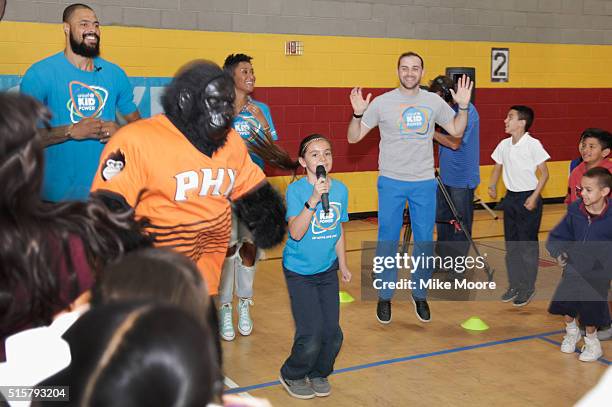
[[316, 165, 329, 214]]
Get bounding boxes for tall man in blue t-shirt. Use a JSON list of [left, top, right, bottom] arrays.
[[429, 75, 480, 270], [20, 3, 140, 201]]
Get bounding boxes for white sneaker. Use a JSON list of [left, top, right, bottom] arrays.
[[597, 325, 612, 341], [560, 328, 581, 354], [219, 303, 235, 341], [579, 336, 603, 362], [238, 298, 254, 336]]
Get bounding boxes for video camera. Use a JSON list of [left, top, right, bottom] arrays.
[[429, 75, 455, 104]]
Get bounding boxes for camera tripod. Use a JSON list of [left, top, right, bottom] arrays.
[[400, 173, 495, 281]]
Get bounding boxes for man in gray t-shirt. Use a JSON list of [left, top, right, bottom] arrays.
[[347, 51, 473, 324], [364, 87, 455, 181]]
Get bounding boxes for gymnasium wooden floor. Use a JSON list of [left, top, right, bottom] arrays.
[[221, 204, 611, 406]]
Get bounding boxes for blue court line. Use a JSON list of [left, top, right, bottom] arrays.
[[225, 329, 563, 394], [537, 336, 611, 366]]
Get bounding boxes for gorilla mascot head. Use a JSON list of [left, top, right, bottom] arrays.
[[161, 60, 286, 249], [162, 60, 235, 157]]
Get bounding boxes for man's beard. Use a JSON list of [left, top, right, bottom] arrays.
[[69, 32, 100, 58], [400, 77, 420, 90]]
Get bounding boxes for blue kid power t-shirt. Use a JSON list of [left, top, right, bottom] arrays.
[[232, 98, 277, 169], [20, 52, 137, 201], [283, 177, 349, 275]]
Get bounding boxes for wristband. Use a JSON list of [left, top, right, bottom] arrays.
[[304, 201, 316, 211], [352, 112, 363, 119], [458, 106, 469, 111]]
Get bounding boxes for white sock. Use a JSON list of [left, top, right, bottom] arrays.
[[565, 320, 577, 331]]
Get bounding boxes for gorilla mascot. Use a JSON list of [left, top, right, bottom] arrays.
[[91, 60, 286, 296]]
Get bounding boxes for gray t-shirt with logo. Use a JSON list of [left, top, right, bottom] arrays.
[[362, 88, 455, 181]]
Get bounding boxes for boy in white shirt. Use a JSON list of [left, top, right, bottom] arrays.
[[488, 105, 550, 307]]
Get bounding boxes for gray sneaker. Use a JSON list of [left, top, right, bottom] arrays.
[[309, 377, 331, 397], [598, 325, 612, 341], [279, 375, 315, 399]]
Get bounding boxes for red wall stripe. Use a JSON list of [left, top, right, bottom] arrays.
[[253, 88, 612, 176]]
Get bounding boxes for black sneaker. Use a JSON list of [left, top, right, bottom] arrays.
[[500, 287, 518, 303], [411, 297, 431, 322], [448, 269, 466, 281], [513, 289, 535, 307], [376, 300, 391, 324]]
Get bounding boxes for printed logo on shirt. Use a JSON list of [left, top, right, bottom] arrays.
[[311, 202, 341, 237], [174, 168, 237, 201], [398, 105, 433, 138], [234, 115, 266, 144], [101, 149, 126, 181], [67, 81, 109, 123]]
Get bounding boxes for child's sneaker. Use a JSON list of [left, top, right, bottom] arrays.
[[597, 324, 612, 341], [238, 298, 254, 336], [560, 327, 581, 354], [512, 289, 535, 307], [279, 375, 315, 399], [579, 336, 603, 362], [219, 303, 235, 341], [309, 377, 331, 397], [500, 287, 518, 302]]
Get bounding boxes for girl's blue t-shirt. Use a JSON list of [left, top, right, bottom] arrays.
[[282, 177, 349, 275]]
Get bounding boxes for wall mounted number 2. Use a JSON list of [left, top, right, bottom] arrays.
[[491, 48, 509, 82]]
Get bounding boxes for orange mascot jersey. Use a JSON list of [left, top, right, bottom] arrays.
[[91, 114, 266, 295]]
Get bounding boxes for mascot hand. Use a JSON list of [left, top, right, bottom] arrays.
[[91, 190, 154, 251], [233, 182, 286, 249]]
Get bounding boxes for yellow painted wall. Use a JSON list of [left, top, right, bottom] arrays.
[[1, 21, 612, 88]]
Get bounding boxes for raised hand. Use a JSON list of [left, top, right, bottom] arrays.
[[349, 87, 372, 115], [450, 74, 473, 108]]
